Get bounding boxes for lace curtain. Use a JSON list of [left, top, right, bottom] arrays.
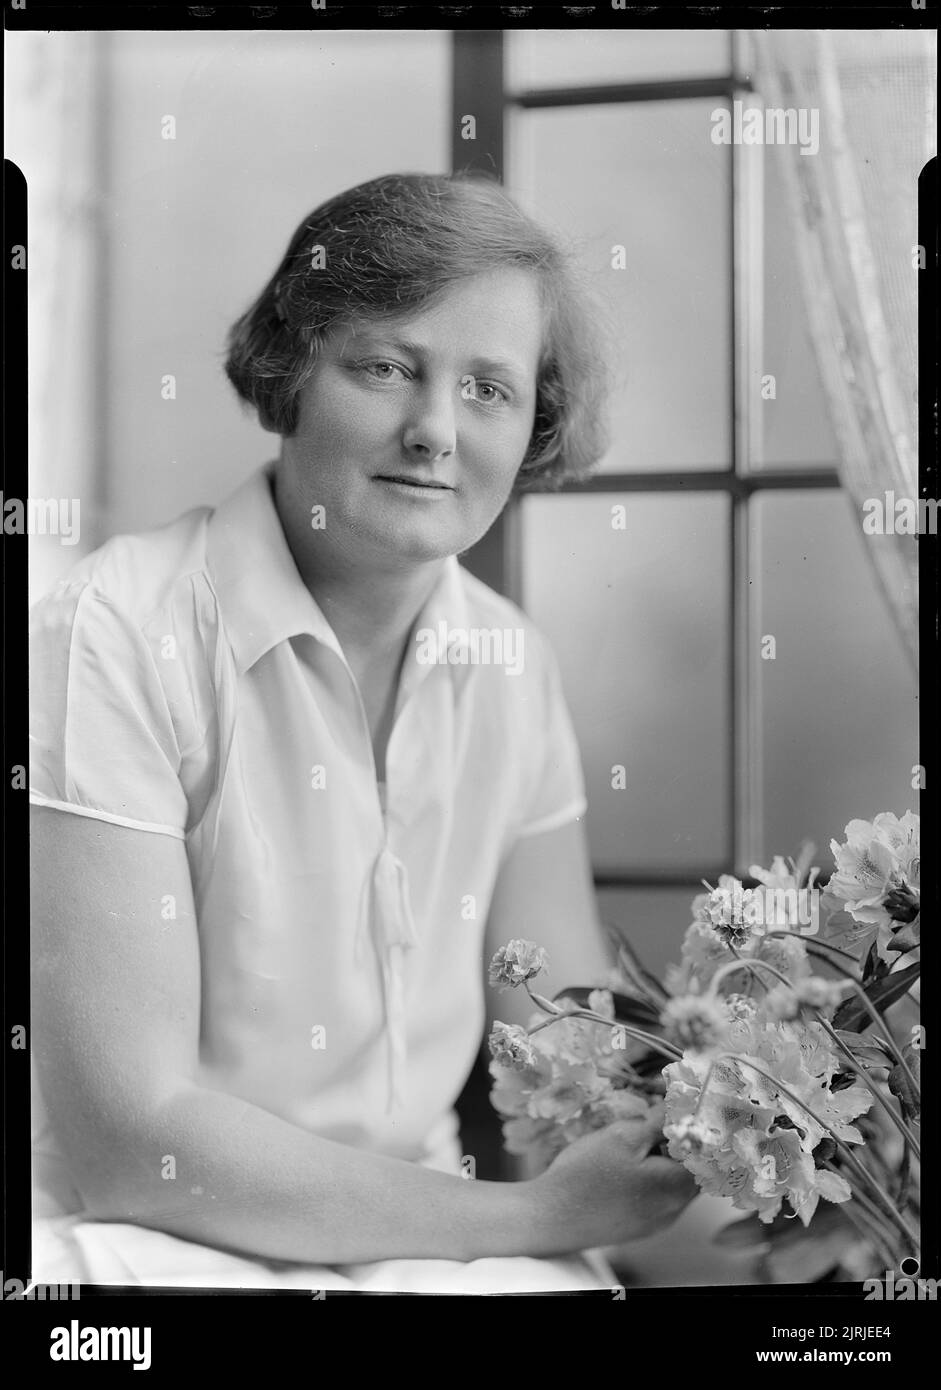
[[750, 29, 935, 673]]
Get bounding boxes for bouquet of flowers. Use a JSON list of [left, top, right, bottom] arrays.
[[487, 811, 921, 1282]]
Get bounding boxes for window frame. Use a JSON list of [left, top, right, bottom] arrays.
[[452, 29, 842, 886]]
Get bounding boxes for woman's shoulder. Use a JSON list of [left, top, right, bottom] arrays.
[[31, 502, 215, 636], [455, 563, 559, 673], [29, 503, 225, 832]]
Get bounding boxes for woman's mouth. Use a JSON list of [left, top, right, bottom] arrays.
[[373, 474, 455, 500]]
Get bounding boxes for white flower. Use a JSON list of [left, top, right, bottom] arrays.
[[663, 1017, 870, 1225], [764, 976, 848, 1022], [661, 991, 729, 1053], [724, 993, 759, 1021], [488, 939, 548, 991], [664, 1113, 715, 1156], [794, 977, 849, 1012], [587, 988, 615, 1019], [752, 931, 811, 985], [488, 1022, 538, 1070], [828, 812, 919, 931], [665, 919, 734, 995], [693, 876, 762, 949]]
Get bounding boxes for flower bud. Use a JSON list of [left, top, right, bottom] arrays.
[[883, 883, 919, 924]]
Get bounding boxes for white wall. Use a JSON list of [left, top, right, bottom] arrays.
[[9, 29, 450, 597], [6, 32, 101, 600]]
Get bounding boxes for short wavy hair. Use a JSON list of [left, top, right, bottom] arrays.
[[224, 172, 610, 491]]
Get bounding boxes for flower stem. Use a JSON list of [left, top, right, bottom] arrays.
[[525, 1007, 682, 1062], [525, 1014, 563, 1037], [828, 1161, 911, 1266], [794, 935, 864, 970], [823, 1163, 901, 1270], [765, 934, 920, 1100], [817, 1018, 920, 1160], [524, 983, 564, 1015], [832, 1146, 920, 1254], [708, 956, 792, 997], [838, 980, 920, 1098]]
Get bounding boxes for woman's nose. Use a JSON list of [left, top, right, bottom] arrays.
[[401, 384, 457, 460]]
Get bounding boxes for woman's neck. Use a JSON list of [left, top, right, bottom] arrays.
[[271, 460, 445, 673]]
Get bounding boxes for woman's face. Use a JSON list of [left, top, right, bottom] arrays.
[[279, 265, 543, 566]]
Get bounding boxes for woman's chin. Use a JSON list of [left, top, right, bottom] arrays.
[[384, 534, 462, 566], [357, 514, 474, 567]]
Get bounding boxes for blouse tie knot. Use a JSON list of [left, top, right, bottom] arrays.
[[356, 844, 421, 1112]]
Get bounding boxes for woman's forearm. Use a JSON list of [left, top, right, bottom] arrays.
[[76, 1081, 544, 1266]]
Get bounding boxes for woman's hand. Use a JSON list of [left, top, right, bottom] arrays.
[[527, 1116, 699, 1253]]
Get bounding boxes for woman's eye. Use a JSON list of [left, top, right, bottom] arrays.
[[361, 360, 406, 382], [470, 381, 508, 406]]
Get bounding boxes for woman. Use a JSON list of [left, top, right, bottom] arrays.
[[29, 172, 695, 1293]]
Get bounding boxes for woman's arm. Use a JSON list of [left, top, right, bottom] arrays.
[[484, 816, 614, 1035], [32, 805, 692, 1263], [30, 805, 542, 1264]]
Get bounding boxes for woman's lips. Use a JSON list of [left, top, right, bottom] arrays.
[[373, 475, 455, 499]]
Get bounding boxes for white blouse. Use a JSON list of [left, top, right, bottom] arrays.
[[29, 461, 589, 1210]]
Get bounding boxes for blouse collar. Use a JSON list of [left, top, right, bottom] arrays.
[[206, 461, 470, 680]]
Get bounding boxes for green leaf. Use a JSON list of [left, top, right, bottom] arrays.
[[831, 963, 920, 1032], [887, 1044, 921, 1122], [831, 1031, 893, 1068], [614, 934, 669, 1004], [861, 940, 886, 985], [886, 916, 920, 955]]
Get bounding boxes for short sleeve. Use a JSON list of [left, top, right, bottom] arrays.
[[29, 582, 189, 837], [513, 628, 588, 841]]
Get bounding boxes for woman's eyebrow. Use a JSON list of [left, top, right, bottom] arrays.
[[466, 356, 531, 386]]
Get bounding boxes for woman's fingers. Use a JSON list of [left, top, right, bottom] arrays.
[[597, 1115, 667, 1162]]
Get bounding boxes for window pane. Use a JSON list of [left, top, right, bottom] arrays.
[[755, 148, 840, 469], [521, 493, 731, 873], [751, 491, 917, 867], [509, 101, 731, 471], [596, 886, 702, 980], [507, 30, 732, 91]]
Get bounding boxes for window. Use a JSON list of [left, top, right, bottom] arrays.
[[453, 29, 917, 980]]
